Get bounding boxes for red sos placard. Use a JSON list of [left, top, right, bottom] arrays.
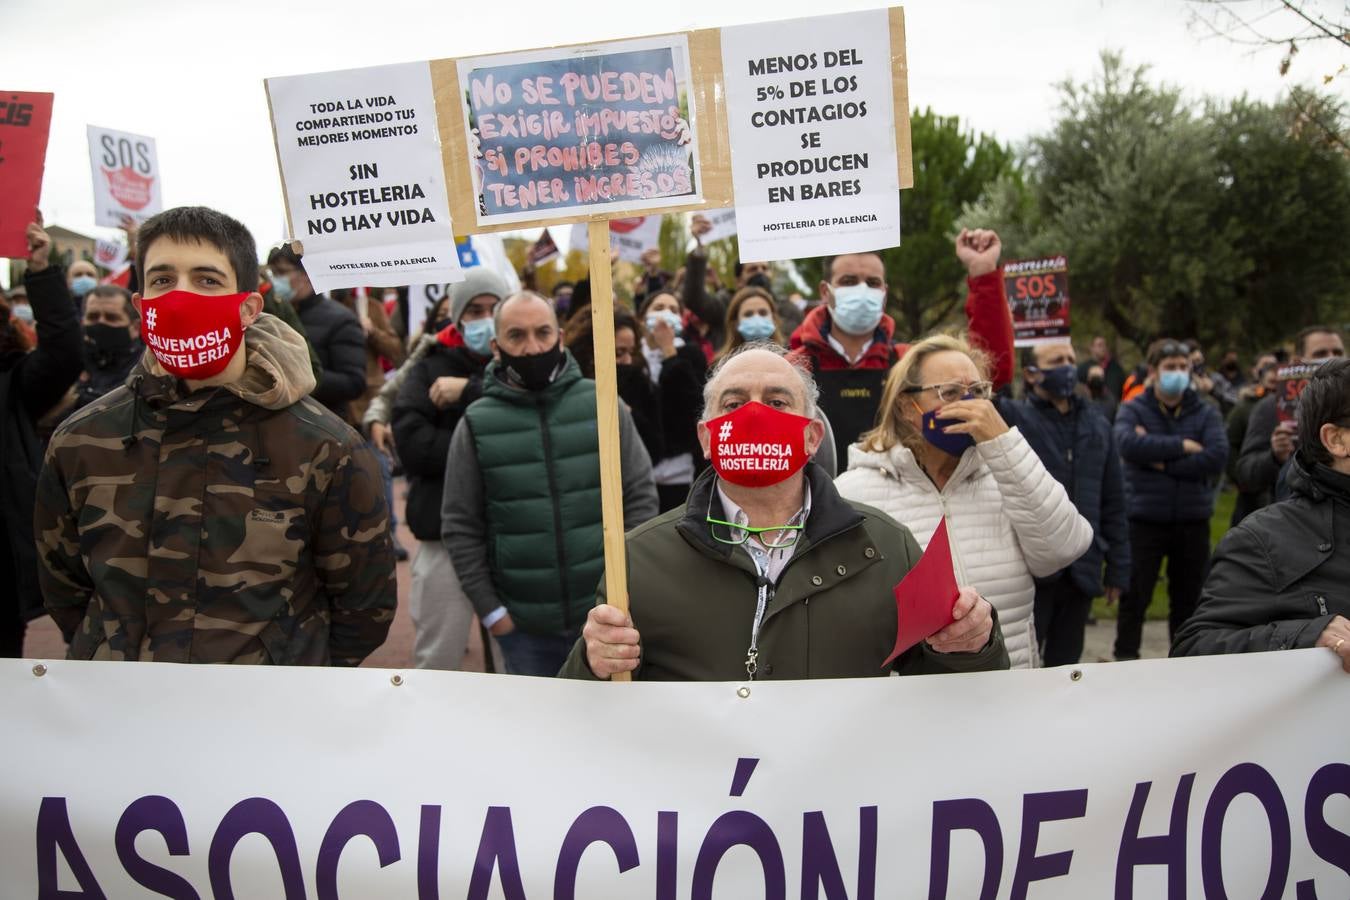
[[1275, 363, 1321, 425], [0, 91, 54, 258], [1002, 256, 1070, 347]]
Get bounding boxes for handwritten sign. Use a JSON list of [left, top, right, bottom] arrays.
[[1004, 256, 1070, 347], [86, 125, 161, 227], [720, 10, 902, 262], [266, 61, 463, 293], [457, 35, 703, 227], [0, 91, 53, 258]]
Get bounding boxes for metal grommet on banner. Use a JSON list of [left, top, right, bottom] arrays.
[[32, 663, 47, 678], [390, 674, 404, 687], [1069, 669, 1083, 682], [737, 686, 751, 699]]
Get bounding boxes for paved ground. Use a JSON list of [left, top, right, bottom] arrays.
[[21, 478, 1169, 671]]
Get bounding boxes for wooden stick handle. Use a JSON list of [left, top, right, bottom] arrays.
[[586, 221, 632, 683]]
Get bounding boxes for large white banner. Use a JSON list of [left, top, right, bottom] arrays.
[[3, 652, 1347, 898], [86, 125, 162, 227], [720, 9, 901, 263], [266, 61, 463, 294]]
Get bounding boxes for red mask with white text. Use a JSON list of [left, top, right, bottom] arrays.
[[706, 401, 813, 487], [140, 290, 246, 379]]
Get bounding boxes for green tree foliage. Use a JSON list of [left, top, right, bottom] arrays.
[[964, 52, 1350, 355], [795, 108, 1017, 337]]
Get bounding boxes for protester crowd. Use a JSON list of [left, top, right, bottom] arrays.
[[3, 204, 1347, 679]]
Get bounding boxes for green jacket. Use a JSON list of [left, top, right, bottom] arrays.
[[35, 313, 397, 665], [463, 354, 607, 633], [561, 464, 1010, 680]]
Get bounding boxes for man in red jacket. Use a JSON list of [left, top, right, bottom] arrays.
[[790, 228, 1014, 461]]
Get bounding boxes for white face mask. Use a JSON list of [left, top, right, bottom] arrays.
[[829, 283, 885, 336]]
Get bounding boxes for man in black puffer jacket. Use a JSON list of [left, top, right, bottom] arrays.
[[2, 216, 82, 656], [1173, 357, 1350, 673], [392, 268, 505, 669], [1112, 339, 1228, 660]]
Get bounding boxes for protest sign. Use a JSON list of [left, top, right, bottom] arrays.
[[456, 35, 704, 228], [1004, 256, 1071, 347], [266, 61, 462, 293], [570, 215, 663, 264], [693, 206, 738, 243], [1276, 362, 1322, 425], [3, 651, 1347, 897], [528, 228, 560, 265], [0, 92, 54, 258], [86, 126, 161, 227], [93, 237, 127, 271], [719, 9, 907, 262]]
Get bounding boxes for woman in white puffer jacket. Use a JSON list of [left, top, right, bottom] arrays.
[[835, 333, 1092, 668]]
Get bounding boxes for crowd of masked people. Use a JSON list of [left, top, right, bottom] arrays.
[[2, 205, 1346, 680]]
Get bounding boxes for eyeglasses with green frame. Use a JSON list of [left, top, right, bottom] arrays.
[[705, 492, 806, 549], [901, 380, 994, 404]]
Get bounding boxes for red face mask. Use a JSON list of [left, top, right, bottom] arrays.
[[706, 401, 813, 487], [140, 290, 246, 379]]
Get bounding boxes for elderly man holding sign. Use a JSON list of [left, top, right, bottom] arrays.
[[561, 344, 1009, 680]]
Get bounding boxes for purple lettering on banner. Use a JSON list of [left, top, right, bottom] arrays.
[[115, 796, 200, 899], [206, 797, 306, 900], [1010, 789, 1088, 900], [419, 805, 442, 900], [730, 758, 760, 798], [801, 807, 877, 900], [1114, 774, 1194, 899], [692, 811, 787, 900], [553, 806, 641, 900], [315, 800, 401, 900], [1201, 763, 1291, 900], [1297, 763, 1350, 898], [467, 807, 527, 900], [928, 798, 1003, 900], [656, 811, 678, 900], [36, 797, 107, 900]]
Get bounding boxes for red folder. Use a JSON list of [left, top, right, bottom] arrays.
[[883, 517, 960, 666], [0, 92, 54, 258]]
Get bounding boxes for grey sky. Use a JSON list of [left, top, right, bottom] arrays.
[[2, 0, 1342, 288]]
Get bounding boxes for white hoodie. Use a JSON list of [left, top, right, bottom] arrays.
[[835, 428, 1093, 668]]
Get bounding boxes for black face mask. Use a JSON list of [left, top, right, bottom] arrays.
[[746, 272, 772, 291], [499, 340, 563, 391], [82, 323, 136, 371]]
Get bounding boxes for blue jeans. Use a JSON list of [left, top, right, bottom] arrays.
[[496, 626, 582, 677]]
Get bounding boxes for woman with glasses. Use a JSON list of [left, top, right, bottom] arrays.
[[835, 333, 1093, 668]]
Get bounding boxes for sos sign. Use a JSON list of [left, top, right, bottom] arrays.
[[97, 133, 153, 176]]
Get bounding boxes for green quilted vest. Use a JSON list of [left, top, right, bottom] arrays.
[[464, 353, 604, 633]]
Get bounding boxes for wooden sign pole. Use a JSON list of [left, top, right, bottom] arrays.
[[586, 221, 632, 683]]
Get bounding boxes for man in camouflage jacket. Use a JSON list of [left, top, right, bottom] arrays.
[[34, 206, 396, 665]]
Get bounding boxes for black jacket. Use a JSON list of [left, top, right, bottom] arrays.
[[391, 330, 487, 541], [653, 340, 707, 467], [1234, 393, 1280, 506], [1113, 386, 1228, 523], [294, 293, 366, 422], [3, 266, 82, 622], [1001, 393, 1130, 597], [1172, 452, 1350, 657]]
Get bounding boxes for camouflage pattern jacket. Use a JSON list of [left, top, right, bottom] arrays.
[[35, 313, 397, 665]]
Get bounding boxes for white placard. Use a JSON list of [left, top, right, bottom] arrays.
[[266, 61, 463, 293], [720, 10, 901, 262], [86, 126, 162, 227], [3, 651, 1348, 897], [694, 206, 738, 243], [570, 215, 662, 263], [93, 238, 127, 271]]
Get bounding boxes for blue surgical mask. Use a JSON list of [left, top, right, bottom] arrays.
[[270, 274, 294, 303], [1157, 370, 1190, 397], [920, 402, 976, 457], [71, 275, 97, 298], [737, 314, 776, 342], [644, 309, 682, 334], [830, 284, 885, 336], [461, 317, 495, 356], [1037, 364, 1078, 399]]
